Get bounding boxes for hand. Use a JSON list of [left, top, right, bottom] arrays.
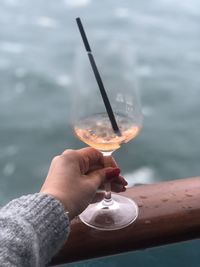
[[40, 147, 127, 220]]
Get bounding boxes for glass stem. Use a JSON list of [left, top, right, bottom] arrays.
[[104, 182, 112, 201], [102, 151, 113, 205]]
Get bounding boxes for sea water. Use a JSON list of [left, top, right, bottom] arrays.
[[0, 0, 200, 266]]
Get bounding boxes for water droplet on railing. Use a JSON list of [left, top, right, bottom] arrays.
[[185, 193, 193, 197], [161, 199, 169, 202], [140, 195, 148, 199], [182, 206, 187, 209]]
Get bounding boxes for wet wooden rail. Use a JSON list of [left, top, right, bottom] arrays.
[[51, 177, 200, 265]]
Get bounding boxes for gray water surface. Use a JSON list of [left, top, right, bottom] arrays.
[[0, 0, 200, 266]]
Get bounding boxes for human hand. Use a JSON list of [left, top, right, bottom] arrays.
[[40, 147, 127, 220]]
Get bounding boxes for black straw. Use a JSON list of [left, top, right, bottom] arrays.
[[75, 17, 121, 136]]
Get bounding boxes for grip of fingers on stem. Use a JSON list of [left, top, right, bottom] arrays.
[[105, 168, 121, 179]]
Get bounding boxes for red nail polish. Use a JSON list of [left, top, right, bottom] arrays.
[[124, 180, 128, 186], [122, 186, 127, 191], [106, 168, 120, 179]]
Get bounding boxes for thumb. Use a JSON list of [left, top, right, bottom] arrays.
[[88, 167, 121, 188]]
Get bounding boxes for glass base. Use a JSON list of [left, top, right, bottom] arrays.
[[79, 194, 138, 231]]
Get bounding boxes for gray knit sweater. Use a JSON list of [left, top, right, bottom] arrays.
[[0, 193, 70, 267]]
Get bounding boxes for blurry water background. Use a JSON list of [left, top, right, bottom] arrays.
[[0, 0, 200, 266]]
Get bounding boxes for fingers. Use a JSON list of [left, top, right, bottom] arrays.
[[88, 166, 128, 193], [62, 147, 119, 174], [88, 166, 119, 189], [77, 147, 105, 174], [91, 174, 128, 204], [103, 155, 118, 168], [114, 175, 128, 186], [61, 147, 127, 192], [110, 176, 127, 192], [103, 174, 127, 192]]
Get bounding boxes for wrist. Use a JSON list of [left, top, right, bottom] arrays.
[[40, 189, 75, 220]]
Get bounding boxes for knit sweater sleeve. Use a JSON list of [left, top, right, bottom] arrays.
[[0, 193, 70, 267]]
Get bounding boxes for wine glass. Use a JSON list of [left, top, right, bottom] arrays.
[[72, 35, 143, 230]]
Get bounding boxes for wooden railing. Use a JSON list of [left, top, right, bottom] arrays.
[[51, 177, 200, 266]]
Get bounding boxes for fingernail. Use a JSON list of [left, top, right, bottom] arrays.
[[116, 185, 127, 192], [122, 179, 128, 186], [106, 168, 120, 179], [116, 175, 128, 186]]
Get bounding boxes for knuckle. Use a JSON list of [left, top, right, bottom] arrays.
[[61, 149, 79, 162], [52, 155, 61, 164], [62, 149, 75, 156]]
